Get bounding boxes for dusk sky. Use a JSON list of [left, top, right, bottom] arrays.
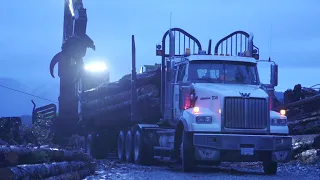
[[1, 0, 320, 109]]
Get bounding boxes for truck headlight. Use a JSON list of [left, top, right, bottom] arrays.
[[271, 118, 287, 126], [196, 116, 212, 124]]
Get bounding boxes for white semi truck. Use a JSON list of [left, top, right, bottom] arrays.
[[117, 28, 292, 174], [84, 28, 292, 174]]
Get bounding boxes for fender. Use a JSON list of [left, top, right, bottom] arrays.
[[179, 117, 189, 132], [132, 124, 159, 133]]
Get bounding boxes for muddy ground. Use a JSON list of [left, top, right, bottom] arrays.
[[85, 135, 320, 180], [85, 160, 319, 180]]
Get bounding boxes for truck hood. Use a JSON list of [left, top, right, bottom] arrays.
[[192, 83, 268, 98]]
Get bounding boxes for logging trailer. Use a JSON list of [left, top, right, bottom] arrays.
[[48, 0, 292, 174]]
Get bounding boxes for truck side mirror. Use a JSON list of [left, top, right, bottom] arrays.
[[270, 64, 278, 86]]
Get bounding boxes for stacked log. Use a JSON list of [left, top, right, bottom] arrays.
[[0, 117, 23, 145], [288, 115, 320, 135], [0, 146, 95, 180], [292, 134, 320, 163], [80, 68, 162, 128]]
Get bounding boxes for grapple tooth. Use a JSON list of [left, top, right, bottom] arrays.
[[83, 34, 95, 50], [50, 52, 64, 78]]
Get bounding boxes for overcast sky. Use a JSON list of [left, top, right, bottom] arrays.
[[1, 0, 320, 93]]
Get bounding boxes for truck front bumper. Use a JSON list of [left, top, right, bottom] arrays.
[[193, 133, 292, 163]]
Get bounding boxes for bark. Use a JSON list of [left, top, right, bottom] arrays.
[[0, 161, 94, 180], [81, 67, 160, 100], [0, 138, 8, 145], [80, 93, 161, 128], [44, 168, 92, 180], [0, 146, 93, 167], [292, 141, 314, 158], [81, 84, 159, 111], [292, 135, 320, 159], [288, 116, 320, 135], [0, 117, 23, 145]]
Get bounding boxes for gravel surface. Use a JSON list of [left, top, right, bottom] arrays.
[[85, 160, 320, 180], [84, 134, 320, 180]]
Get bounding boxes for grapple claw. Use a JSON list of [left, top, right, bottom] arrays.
[[50, 52, 64, 78]]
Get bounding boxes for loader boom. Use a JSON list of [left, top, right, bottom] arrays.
[[49, 0, 95, 144]]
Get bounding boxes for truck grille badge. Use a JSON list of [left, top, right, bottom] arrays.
[[239, 92, 250, 98]]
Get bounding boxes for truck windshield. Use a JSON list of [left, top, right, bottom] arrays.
[[188, 60, 259, 85]]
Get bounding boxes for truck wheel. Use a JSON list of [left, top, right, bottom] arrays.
[[133, 129, 153, 165], [180, 131, 196, 172], [263, 160, 278, 174], [125, 130, 134, 163], [133, 129, 143, 164], [117, 130, 126, 161]]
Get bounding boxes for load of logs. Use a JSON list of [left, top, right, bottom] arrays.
[[0, 145, 95, 180], [274, 84, 320, 135], [0, 115, 96, 179], [0, 117, 24, 145], [79, 67, 162, 128], [292, 134, 320, 163]]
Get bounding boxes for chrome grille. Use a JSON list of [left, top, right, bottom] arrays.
[[224, 97, 268, 129]]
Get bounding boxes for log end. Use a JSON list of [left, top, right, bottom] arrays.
[[0, 168, 14, 180]]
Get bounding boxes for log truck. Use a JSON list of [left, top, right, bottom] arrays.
[[112, 29, 292, 174], [48, 0, 292, 175]]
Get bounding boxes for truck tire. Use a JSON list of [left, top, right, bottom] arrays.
[[180, 131, 196, 172], [118, 130, 126, 161], [133, 129, 144, 164], [263, 160, 278, 174], [125, 129, 134, 163], [133, 129, 154, 165]]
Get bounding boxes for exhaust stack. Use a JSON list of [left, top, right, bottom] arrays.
[[131, 35, 137, 124]]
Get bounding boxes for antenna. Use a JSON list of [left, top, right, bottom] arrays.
[[269, 24, 273, 58], [170, 12, 172, 29]]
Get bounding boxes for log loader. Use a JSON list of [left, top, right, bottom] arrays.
[[48, 0, 292, 175]]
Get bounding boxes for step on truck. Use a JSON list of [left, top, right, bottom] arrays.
[[83, 28, 292, 174]]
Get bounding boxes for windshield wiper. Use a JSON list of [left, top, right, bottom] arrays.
[[196, 78, 220, 82]]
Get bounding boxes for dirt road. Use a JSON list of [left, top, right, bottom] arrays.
[[85, 160, 320, 180]]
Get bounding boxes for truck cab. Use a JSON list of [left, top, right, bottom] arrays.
[[173, 54, 288, 134]]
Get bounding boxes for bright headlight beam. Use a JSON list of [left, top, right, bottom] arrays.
[[84, 61, 107, 72]]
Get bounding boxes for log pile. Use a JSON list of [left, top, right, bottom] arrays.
[[288, 115, 320, 135], [0, 117, 24, 145], [274, 84, 320, 135], [0, 145, 95, 180], [292, 134, 320, 164], [80, 68, 162, 128]]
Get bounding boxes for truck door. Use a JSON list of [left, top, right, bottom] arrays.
[[173, 64, 186, 120]]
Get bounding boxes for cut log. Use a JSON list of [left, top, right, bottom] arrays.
[[0, 117, 23, 145], [81, 84, 159, 111], [288, 116, 320, 135], [0, 138, 8, 145], [292, 135, 320, 159], [44, 168, 92, 180], [312, 135, 320, 149], [0, 146, 93, 167], [80, 94, 161, 128], [0, 161, 94, 180], [292, 141, 314, 158], [81, 67, 160, 100]]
